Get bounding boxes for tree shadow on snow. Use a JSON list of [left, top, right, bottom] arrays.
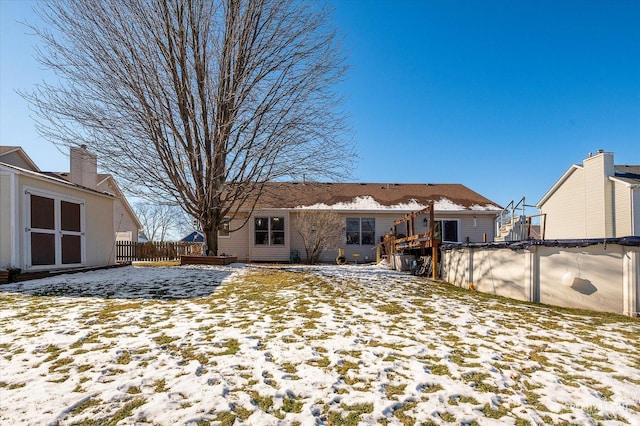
[[0, 265, 241, 300]]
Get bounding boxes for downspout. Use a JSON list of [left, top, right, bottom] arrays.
[[632, 185, 639, 236]]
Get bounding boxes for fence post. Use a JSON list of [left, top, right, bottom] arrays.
[[623, 247, 639, 317], [524, 247, 540, 303]]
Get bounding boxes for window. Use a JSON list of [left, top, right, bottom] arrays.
[[346, 217, 375, 245], [434, 220, 459, 242], [254, 216, 285, 245], [218, 217, 230, 238]]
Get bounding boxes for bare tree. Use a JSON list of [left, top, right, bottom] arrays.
[[293, 210, 344, 264], [133, 202, 190, 241], [25, 0, 353, 255]]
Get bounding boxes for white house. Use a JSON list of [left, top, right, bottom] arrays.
[[217, 182, 502, 263], [0, 145, 140, 271], [536, 150, 640, 239]]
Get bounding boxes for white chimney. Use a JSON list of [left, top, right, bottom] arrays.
[[583, 150, 614, 237], [70, 145, 97, 190]]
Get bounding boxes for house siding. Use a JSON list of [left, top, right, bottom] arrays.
[[633, 188, 640, 236], [247, 210, 291, 262], [218, 214, 250, 260], [614, 181, 632, 237], [0, 151, 38, 171], [113, 198, 138, 241], [541, 169, 586, 239], [97, 179, 139, 241], [584, 153, 614, 238], [286, 211, 495, 264], [0, 173, 15, 267]]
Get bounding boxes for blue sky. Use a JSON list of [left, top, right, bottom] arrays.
[[1, 0, 639, 208]]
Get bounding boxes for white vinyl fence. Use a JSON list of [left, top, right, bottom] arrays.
[[441, 239, 640, 317]]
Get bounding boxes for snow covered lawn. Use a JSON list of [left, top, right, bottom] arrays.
[[1, 263, 638, 425]]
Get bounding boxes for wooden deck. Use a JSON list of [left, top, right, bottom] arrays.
[[391, 202, 440, 279], [180, 255, 237, 266]]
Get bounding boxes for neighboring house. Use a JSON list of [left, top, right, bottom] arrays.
[[0, 145, 141, 271], [180, 231, 204, 243], [536, 150, 640, 239], [218, 182, 502, 263]]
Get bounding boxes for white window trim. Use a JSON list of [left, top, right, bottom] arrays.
[[346, 217, 376, 246], [254, 216, 285, 246], [435, 218, 461, 243], [218, 216, 231, 239], [23, 186, 86, 270]]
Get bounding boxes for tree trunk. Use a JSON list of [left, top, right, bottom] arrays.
[[203, 226, 218, 256]]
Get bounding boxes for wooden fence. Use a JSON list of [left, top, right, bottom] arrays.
[[116, 241, 203, 262]]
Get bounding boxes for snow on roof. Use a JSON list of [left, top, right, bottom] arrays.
[[298, 196, 500, 212], [256, 182, 502, 212]]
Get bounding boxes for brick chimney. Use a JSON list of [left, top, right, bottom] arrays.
[[69, 145, 97, 190]]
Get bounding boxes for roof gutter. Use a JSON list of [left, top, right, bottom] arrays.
[[0, 162, 115, 199]]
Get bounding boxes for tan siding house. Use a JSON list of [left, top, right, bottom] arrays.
[[614, 180, 633, 237], [0, 145, 140, 271], [537, 151, 640, 239], [218, 182, 502, 263]]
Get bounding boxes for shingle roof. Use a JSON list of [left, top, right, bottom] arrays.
[[0, 146, 20, 155], [255, 182, 501, 211], [614, 165, 640, 185]]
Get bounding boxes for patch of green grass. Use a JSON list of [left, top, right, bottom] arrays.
[[232, 404, 252, 420], [213, 411, 236, 426], [250, 391, 273, 412], [115, 351, 132, 365], [592, 385, 614, 401], [153, 379, 167, 393], [419, 383, 443, 393], [281, 362, 297, 374], [102, 398, 146, 426], [385, 383, 406, 399], [392, 401, 417, 425], [42, 344, 63, 362], [215, 338, 240, 355], [428, 364, 449, 375], [281, 395, 304, 414], [69, 397, 102, 417], [307, 355, 331, 368], [449, 349, 480, 366], [328, 403, 374, 426], [127, 386, 142, 394], [462, 371, 499, 393], [377, 302, 405, 315], [439, 411, 456, 422], [48, 374, 70, 383], [49, 356, 74, 372], [7, 382, 27, 390], [335, 359, 359, 376], [483, 402, 510, 419], [614, 375, 640, 385], [522, 390, 549, 412], [153, 334, 178, 346]]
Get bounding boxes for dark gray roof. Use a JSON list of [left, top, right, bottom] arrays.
[[614, 165, 640, 185]]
